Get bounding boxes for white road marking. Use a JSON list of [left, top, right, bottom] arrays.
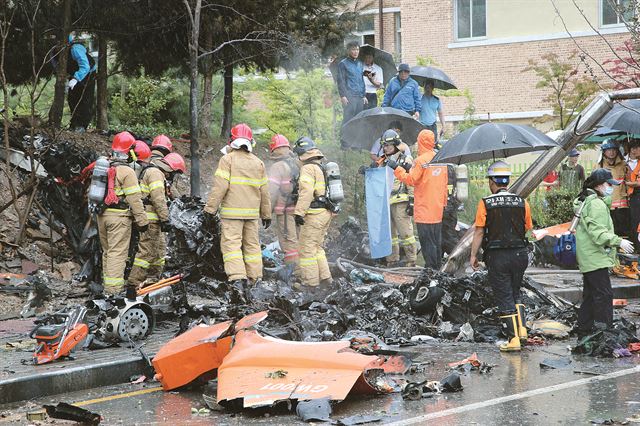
[[387, 365, 640, 425]]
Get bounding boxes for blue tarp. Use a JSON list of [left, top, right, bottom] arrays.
[[365, 167, 392, 259]]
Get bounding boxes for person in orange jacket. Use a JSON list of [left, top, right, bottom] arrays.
[[387, 129, 448, 269]]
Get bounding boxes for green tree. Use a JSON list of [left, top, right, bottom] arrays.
[[523, 52, 599, 129]]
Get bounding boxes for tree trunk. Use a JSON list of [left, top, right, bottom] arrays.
[[201, 71, 213, 139], [185, 0, 202, 196], [199, 23, 213, 139], [48, 0, 71, 128], [220, 64, 233, 138], [96, 35, 109, 131]]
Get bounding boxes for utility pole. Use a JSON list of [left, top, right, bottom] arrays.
[[378, 0, 384, 49]]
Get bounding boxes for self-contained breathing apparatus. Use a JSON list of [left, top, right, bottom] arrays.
[[290, 161, 344, 214]]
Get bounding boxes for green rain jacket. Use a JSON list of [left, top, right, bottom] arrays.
[[573, 189, 622, 273]]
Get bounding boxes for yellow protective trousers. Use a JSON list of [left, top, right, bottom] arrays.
[[129, 222, 166, 285], [97, 210, 132, 294], [387, 202, 417, 264], [298, 210, 332, 286], [275, 213, 299, 265], [220, 218, 263, 281]]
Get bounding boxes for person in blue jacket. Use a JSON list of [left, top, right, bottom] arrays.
[[66, 33, 96, 132], [381, 63, 421, 120], [337, 42, 367, 138]]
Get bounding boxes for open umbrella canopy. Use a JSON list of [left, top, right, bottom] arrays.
[[329, 44, 397, 87], [597, 99, 640, 135], [410, 66, 457, 90], [583, 126, 635, 144], [341, 107, 425, 150], [432, 123, 559, 165]]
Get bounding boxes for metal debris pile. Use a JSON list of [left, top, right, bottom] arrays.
[[176, 268, 576, 345]]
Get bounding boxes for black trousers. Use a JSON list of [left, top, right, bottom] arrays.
[[341, 96, 364, 148], [611, 207, 631, 239], [629, 194, 640, 249], [485, 248, 528, 314], [441, 202, 459, 255], [68, 73, 96, 129], [577, 267, 613, 332], [417, 222, 442, 270], [425, 123, 438, 143], [364, 93, 377, 110]]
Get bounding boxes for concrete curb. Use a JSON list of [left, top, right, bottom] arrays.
[[548, 282, 640, 304], [0, 355, 149, 405]]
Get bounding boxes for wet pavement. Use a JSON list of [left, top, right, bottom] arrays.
[[3, 340, 640, 425]]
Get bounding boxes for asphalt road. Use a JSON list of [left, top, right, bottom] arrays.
[[3, 340, 640, 425]]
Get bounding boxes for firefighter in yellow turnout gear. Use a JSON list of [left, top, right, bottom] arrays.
[[293, 137, 333, 287], [129, 149, 187, 285], [204, 124, 271, 287], [267, 134, 300, 268], [97, 132, 149, 297], [377, 130, 417, 266]]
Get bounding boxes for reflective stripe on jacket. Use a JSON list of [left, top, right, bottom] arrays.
[[294, 149, 326, 216], [140, 165, 169, 222], [204, 149, 271, 220]]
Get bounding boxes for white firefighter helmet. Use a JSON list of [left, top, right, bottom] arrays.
[[487, 160, 512, 177]]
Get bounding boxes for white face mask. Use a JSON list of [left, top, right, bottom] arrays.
[[602, 185, 614, 197]]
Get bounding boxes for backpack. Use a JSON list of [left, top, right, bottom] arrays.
[[553, 197, 587, 267], [553, 233, 577, 267]]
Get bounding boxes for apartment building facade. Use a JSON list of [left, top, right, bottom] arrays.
[[349, 0, 631, 128]]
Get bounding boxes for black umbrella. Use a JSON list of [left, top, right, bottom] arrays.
[[410, 66, 457, 90], [598, 99, 640, 135], [341, 107, 425, 150], [329, 44, 397, 87], [432, 123, 559, 165]]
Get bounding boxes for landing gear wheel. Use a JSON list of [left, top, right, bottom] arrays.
[[409, 285, 445, 315], [117, 308, 150, 341]]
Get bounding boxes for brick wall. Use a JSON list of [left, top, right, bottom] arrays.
[[362, 0, 630, 123]]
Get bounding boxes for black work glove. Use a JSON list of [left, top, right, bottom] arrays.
[[406, 202, 414, 217], [262, 218, 271, 229], [136, 223, 149, 233], [358, 165, 367, 175], [203, 211, 215, 228], [369, 161, 379, 169], [402, 163, 412, 172], [160, 221, 171, 232], [386, 159, 398, 170], [295, 215, 305, 226], [125, 285, 137, 301]]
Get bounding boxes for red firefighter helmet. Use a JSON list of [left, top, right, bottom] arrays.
[[133, 141, 151, 161], [152, 134, 173, 154], [230, 123, 253, 142], [112, 131, 135, 153], [162, 153, 186, 173], [270, 134, 290, 152]]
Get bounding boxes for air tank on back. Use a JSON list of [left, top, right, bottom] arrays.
[[88, 156, 110, 205], [324, 161, 344, 202]]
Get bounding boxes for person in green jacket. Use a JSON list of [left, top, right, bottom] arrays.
[[574, 168, 634, 338]]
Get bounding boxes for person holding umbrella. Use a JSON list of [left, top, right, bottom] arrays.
[[362, 52, 383, 110], [382, 64, 421, 120], [337, 42, 367, 128], [574, 169, 634, 338], [599, 139, 631, 240], [469, 161, 533, 352], [419, 80, 446, 142]]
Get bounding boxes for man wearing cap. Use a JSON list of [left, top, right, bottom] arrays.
[[574, 168, 634, 337], [470, 161, 533, 352], [381, 64, 421, 120], [559, 149, 585, 193]]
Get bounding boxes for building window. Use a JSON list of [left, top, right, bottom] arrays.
[[394, 12, 402, 61], [455, 0, 486, 40], [601, 0, 634, 26], [352, 14, 375, 46]]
